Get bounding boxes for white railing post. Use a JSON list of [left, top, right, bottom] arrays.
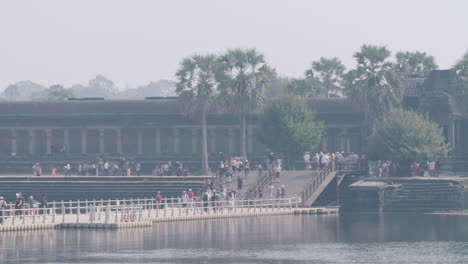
[[77, 200, 81, 223], [52, 201, 55, 224], [105, 204, 110, 224], [99, 199, 103, 221], [171, 197, 174, 217], [61, 201, 65, 223]]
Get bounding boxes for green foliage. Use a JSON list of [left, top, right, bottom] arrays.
[[257, 94, 323, 168], [306, 57, 345, 97], [175, 54, 220, 114], [217, 48, 271, 157], [345, 44, 403, 118], [453, 51, 468, 96], [286, 77, 326, 98], [395, 51, 438, 77], [3, 84, 20, 100], [368, 108, 449, 166], [175, 54, 220, 174], [33, 84, 74, 101]]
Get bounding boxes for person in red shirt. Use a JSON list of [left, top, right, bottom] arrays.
[[187, 189, 194, 206], [155, 191, 163, 209]]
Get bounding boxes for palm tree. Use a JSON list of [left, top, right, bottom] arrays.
[[345, 45, 403, 118], [395, 51, 438, 77], [305, 57, 345, 97], [175, 54, 220, 174], [218, 48, 270, 158]]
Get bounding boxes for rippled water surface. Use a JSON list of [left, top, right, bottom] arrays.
[[0, 212, 467, 263]]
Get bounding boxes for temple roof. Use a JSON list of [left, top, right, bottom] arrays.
[[404, 77, 426, 96], [0, 97, 363, 117]]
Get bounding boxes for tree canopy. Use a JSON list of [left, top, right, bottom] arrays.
[[306, 57, 345, 97], [368, 108, 449, 175], [286, 77, 326, 98], [345, 45, 403, 118], [453, 51, 468, 96], [175, 54, 220, 174], [217, 48, 270, 157], [395, 51, 438, 77], [32, 84, 74, 101], [257, 94, 323, 169]]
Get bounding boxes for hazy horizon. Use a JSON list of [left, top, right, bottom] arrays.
[[1, 0, 467, 90]]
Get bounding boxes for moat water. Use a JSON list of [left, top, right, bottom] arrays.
[[0, 212, 467, 263]]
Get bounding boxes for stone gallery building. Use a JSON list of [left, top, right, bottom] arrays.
[[0, 70, 466, 171]]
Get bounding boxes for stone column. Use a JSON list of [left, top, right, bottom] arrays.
[[81, 128, 87, 154], [64, 129, 70, 154], [137, 129, 143, 154], [456, 120, 462, 154], [321, 135, 328, 152], [209, 128, 216, 153], [10, 129, 17, 155], [99, 128, 105, 154], [228, 128, 234, 154], [173, 128, 179, 153], [155, 128, 161, 154], [448, 119, 456, 154], [46, 129, 52, 154], [247, 126, 254, 154], [116, 128, 122, 154], [29, 130, 35, 155], [191, 128, 198, 154]]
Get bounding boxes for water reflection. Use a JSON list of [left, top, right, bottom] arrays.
[[0, 213, 467, 263]]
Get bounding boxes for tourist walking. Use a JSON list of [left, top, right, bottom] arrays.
[[0, 196, 7, 223], [155, 191, 163, 209], [27, 196, 36, 215], [237, 177, 243, 190], [268, 184, 274, 198], [64, 163, 71, 176], [187, 189, 194, 206], [104, 162, 109, 176], [181, 191, 189, 207], [274, 161, 281, 183], [32, 163, 41, 176], [304, 152, 311, 171], [40, 194, 48, 214], [136, 162, 141, 176], [14, 193, 24, 216], [280, 185, 286, 198], [244, 160, 250, 177]]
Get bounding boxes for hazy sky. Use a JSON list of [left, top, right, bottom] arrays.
[[1, 0, 467, 90]]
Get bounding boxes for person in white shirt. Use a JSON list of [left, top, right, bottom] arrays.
[[303, 152, 311, 171], [428, 161, 436, 177]]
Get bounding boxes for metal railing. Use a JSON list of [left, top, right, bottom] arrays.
[[0, 196, 301, 227], [299, 166, 335, 206]]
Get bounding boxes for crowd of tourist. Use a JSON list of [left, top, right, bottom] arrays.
[[368, 160, 438, 177], [31, 160, 191, 177], [303, 151, 361, 171], [0, 192, 48, 222]]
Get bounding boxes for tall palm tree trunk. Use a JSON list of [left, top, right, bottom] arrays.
[[241, 106, 247, 158], [201, 103, 210, 174]]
